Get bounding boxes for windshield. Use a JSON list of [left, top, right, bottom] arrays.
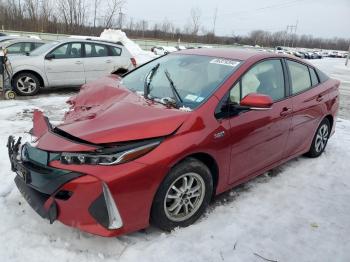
[[121, 54, 241, 109], [29, 41, 58, 56]]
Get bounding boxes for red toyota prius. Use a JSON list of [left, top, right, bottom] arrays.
[[7, 48, 339, 237]]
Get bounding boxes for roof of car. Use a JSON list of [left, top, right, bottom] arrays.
[[2, 38, 45, 44], [177, 48, 280, 61], [58, 38, 124, 47]]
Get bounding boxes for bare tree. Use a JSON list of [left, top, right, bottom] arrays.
[[58, 0, 87, 33], [93, 0, 101, 28], [127, 17, 134, 31], [103, 0, 124, 28], [189, 7, 201, 35]]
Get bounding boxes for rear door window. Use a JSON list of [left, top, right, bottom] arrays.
[[110, 46, 122, 56], [34, 42, 44, 49], [7, 43, 22, 53], [85, 43, 109, 57], [22, 42, 32, 52], [286, 60, 311, 94]]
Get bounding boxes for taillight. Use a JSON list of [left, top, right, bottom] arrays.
[[131, 58, 137, 67]]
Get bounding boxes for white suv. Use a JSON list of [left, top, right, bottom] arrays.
[[9, 39, 136, 95]]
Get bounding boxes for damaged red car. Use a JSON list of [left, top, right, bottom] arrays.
[[7, 48, 339, 237]]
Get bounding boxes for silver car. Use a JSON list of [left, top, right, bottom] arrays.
[[0, 38, 45, 56], [9, 39, 136, 95]]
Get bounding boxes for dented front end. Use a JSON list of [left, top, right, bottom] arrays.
[[7, 78, 191, 236], [7, 110, 126, 236]]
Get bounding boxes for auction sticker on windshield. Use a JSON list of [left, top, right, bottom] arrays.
[[210, 58, 240, 67]]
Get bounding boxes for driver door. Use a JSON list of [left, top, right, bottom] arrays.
[[44, 42, 85, 87], [224, 59, 293, 184]]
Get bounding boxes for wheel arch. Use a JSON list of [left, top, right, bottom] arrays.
[[12, 70, 45, 88], [324, 114, 334, 130], [170, 152, 220, 197]]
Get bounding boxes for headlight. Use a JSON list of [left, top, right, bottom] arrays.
[[60, 140, 161, 165]]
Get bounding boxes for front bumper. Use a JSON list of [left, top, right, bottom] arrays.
[[7, 136, 126, 236]]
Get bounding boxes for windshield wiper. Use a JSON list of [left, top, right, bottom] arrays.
[[144, 63, 160, 99], [164, 69, 183, 107]]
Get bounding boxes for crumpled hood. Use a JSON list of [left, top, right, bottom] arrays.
[[57, 75, 190, 144]]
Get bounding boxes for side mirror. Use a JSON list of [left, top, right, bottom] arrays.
[[240, 93, 273, 110], [45, 53, 55, 60]]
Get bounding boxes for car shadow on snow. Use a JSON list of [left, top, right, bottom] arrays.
[[208, 161, 294, 211]]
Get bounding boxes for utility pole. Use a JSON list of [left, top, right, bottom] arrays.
[[283, 25, 290, 47], [212, 7, 218, 35], [118, 8, 125, 30], [291, 20, 298, 48], [346, 43, 350, 66]]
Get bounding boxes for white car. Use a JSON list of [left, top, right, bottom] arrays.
[[151, 46, 177, 55], [9, 39, 136, 95], [0, 38, 45, 56]]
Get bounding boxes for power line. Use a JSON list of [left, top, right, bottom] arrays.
[[202, 0, 304, 19]]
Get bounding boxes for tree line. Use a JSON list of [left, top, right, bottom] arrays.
[[0, 0, 349, 50]]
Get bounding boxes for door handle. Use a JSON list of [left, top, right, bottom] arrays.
[[105, 60, 112, 63], [280, 107, 292, 116], [316, 95, 324, 102], [75, 61, 82, 65]]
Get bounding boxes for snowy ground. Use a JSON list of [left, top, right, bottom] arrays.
[[309, 58, 350, 119], [0, 58, 349, 262]]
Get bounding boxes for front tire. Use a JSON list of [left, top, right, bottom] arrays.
[[13, 72, 40, 96], [305, 118, 330, 158], [151, 158, 213, 231]]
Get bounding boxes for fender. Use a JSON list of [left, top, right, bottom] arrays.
[[11, 64, 49, 87]]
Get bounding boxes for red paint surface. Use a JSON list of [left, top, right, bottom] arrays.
[[32, 50, 339, 237]]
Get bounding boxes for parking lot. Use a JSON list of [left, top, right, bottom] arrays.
[[0, 57, 349, 262]]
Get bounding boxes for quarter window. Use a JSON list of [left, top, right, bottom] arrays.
[[229, 82, 240, 104], [287, 60, 311, 94], [309, 67, 319, 86]]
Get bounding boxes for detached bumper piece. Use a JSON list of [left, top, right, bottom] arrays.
[[7, 136, 82, 224], [14, 175, 57, 223], [8, 136, 124, 232]]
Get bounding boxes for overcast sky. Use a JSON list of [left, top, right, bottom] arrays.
[[123, 0, 350, 38]]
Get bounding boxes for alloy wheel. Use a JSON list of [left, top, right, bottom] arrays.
[[315, 124, 329, 153], [16, 76, 37, 94], [164, 172, 205, 222]]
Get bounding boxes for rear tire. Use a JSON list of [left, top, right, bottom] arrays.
[[13, 72, 40, 96], [305, 118, 330, 158], [151, 158, 213, 231]]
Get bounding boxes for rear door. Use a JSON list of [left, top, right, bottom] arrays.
[[224, 59, 293, 184], [83, 43, 125, 83], [283, 59, 328, 157], [83, 43, 112, 83], [44, 42, 85, 87]]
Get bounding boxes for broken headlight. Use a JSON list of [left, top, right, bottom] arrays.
[[60, 140, 161, 165]]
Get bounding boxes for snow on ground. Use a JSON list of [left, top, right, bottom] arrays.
[[0, 58, 349, 262], [310, 58, 350, 119]]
